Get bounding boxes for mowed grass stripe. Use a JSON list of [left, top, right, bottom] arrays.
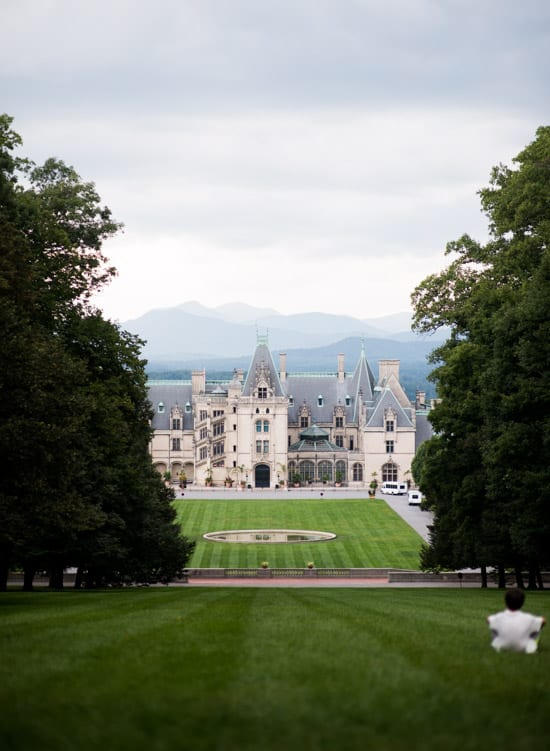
[[1, 589, 549, 751], [175, 497, 423, 569]]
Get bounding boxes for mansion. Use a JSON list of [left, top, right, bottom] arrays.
[[148, 336, 433, 489]]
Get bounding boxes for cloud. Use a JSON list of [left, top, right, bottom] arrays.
[[1, 1, 548, 321]]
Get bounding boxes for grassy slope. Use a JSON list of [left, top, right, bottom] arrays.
[[1, 589, 548, 751], [175, 497, 423, 569]]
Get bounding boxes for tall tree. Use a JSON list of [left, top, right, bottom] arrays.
[[412, 126, 550, 586], [0, 115, 193, 589]]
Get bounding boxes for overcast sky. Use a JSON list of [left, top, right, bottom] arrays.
[[2, 0, 549, 323]]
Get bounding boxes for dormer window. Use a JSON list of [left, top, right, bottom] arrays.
[[289, 395, 293, 405], [258, 386, 268, 399], [158, 402, 165, 413], [345, 395, 351, 406], [318, 395, 323, 407], [185, 401, 191, 413]]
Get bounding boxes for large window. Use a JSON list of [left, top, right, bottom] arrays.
[[383, 463, 398, 482], [255, 440, 269, 454], [335, 460, 347, 482], [172, 438, 180, 451], [172, 418, 181, 430], [318, 461, 332, 482], [335, 416, 344, 428], [352, 463, 363, 482], [299, 461, 315, 482], [213, 421, 224, 436], [258, 387, 267, 399], [213, 441, 225, 456], [386, 440, 394, 453], [255, 420, 269, 432], [335, 435, 344, 447], [300, 416, 309, 428], [385, 420, 394, 432]]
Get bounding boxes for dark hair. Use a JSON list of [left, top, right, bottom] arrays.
[[505, 588, 525, 611]]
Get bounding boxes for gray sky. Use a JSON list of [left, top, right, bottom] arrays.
[[2, 0, 548, 322]]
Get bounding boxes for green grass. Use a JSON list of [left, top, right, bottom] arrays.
[[1, 588, 549, 751], [175, 497, 423, 569]]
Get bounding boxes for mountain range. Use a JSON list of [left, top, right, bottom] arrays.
[[123, 301, 439, 361], [122, 302, 445, 399]]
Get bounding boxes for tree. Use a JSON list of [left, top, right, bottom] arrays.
[[0, 115, 193, 589], [412, 126, 550, 587]]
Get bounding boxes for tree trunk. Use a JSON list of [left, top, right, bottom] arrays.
[[0, 550, 9, 591], [497, 564, 506, 589], [514, 563, 524, 589], [480, 564, 488, 589], [74, 566, 83, 589], [23, 565, 35, 591], [48, 562, 64, 590]]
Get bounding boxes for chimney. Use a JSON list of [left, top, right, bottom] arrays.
[[378, 359, 400, 384], [279, 353, 287, 383], [337, 353, 345, 383], [416, 390, 426, 409], [192, 369, 206, 395]]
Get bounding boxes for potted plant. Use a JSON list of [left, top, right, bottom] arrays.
[[305, 561, 315, 576], [277, 463, 287, 488], [179, 470, 187, 489], [163, 470, 172, 486], [224, 475, 233, 488], [205, 468, 213, 487], [369, 472, 378, 497], [322, 474, 329, 485], [335, 470, 343, 487], [292, 473, 301, 487], [258, 561, 270, 577]]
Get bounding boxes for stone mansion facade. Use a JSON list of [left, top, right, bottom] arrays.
[[148, 337, 432, 489]]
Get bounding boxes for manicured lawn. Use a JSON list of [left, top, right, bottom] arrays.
[[175, 497, 423, 569], [1, 588, 549, 751]]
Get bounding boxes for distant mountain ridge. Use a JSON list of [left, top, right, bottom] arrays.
[[123, 301, 440, 361]]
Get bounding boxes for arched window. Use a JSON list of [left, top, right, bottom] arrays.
[[288, 461, 297, 483], [299, 460, 315, 483], [382, 462, 398, 482], [352, 463, 363, 482], [318, 460, 332, 482], [335, 460, 346, 482]]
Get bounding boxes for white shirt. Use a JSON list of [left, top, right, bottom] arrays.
[[488, 608, 544, 653]]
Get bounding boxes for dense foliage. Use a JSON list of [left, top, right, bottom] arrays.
[[411, 126, 550, 587], [0, 115, 194, 589]]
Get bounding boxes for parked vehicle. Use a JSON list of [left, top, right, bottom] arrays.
[[381, 482, 408, 495], [408, 490, 422, 505]]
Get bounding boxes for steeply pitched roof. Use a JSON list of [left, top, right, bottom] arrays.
[[348, 344, 376, 420], [366, 387, 414, 428], [242, 337, 285, 397]]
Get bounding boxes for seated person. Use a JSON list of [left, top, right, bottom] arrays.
[[488, 588, 546, 654]]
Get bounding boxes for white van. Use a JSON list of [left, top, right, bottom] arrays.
[[408, 490, 423, 506], [381, 482, 408, 495]]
